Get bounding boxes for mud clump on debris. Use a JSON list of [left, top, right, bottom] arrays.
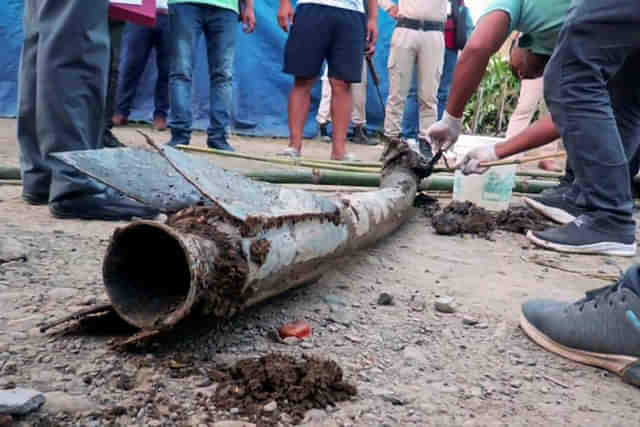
[[418, 199, 553, 237], [207, 353, 357, 425]]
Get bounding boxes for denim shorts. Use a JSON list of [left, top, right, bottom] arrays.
[[283, 4, 366, 83]]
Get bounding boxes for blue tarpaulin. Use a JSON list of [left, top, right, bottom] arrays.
[[0, 0, 401, 138]]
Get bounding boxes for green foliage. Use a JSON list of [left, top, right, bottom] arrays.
[[462, 55, 522, 136]]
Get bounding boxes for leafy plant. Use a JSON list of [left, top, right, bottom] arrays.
[[462, 55, 522, 136]]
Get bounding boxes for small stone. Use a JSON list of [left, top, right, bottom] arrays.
[[229, 408, 239, 415], [300, 341, 314, 349], [48, 287, 78, 300], [280, 413, 294, 424], [377, 293, 394, 306], [148, 420, 162, 427], [263, 401, 277, 412], [322, 295, 347, 307], [0, 388, 45, 415], [511, 380, 523, 389], [327, 312, 352, 327], [462, 316, 479, 326], [434, 296, 456, 314]]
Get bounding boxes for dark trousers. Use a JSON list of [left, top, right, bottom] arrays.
[[106, 19, 125, 131], [543, 0, 640, 233], [116, 13, 170, 120], [17, 0, 108, 202]]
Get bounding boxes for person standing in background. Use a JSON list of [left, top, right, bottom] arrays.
[[379, 0, 447, 160], [401, 0, 472, 140], [113, 0, 171, 132], [316, 62, 375, 145], [166, 0, 256, 151]]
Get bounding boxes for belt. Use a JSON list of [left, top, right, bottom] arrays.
[[396, 18, 444, 32]]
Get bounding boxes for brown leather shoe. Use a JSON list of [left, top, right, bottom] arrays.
[[153, 116, 168, 131], [112, 113, 128, 127]]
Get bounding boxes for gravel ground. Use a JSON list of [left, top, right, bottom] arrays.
[[1, 118, 640, 426]]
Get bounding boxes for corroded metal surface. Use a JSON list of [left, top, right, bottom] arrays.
[[53, 147, 339, 221]]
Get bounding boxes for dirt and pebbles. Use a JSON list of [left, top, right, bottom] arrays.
[[2, 119, 640, 426], [415, 196, 554, 237]]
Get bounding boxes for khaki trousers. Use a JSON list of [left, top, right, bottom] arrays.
[[506, 77, 562, 154], [316, 62, 367, 125], [384, 27, 444, 140]]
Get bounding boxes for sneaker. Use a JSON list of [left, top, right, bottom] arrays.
[[277, 147, 301, 158], [319, 122, 331, 143], [207, 139, 234, 152], [22, 192, 49, 206], [352, 125, 377, 146], [526, 216, 636, 256], [523, 191, 587, 224], [520, 281, 640, 387], [418, 138, 434, 163]]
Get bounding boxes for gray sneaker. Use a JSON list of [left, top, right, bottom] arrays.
[[521, 282, 640, 387], [526, 215, 636, 256], [524, 191, 587, 224]]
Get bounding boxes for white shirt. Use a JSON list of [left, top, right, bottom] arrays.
[[297, 0, 365, 14], [157, 0, 168, 10], [378, 0, 447, 22]]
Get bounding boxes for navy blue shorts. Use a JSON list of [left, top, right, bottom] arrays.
[[283, 4, 366, 83]]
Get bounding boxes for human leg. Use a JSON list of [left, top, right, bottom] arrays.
[[167, 3, 200, 146], [384, 28, 417, 139], [352, 61, 374, 145], [527, 0, 640, 256], [203, 5, 236, 150], [436, 48, 458, 121], [35, 0, 156, 219], [152, 13, 171, 127], [17, 0, 50, 204], [416, 30, 444, 158], [329, 78, 352, 159], [105, 18, 125, 147], [401, 70, 419, 139]]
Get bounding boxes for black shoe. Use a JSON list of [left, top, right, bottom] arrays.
[[22, 192, 49, 206], [526, 216, 636, 256], [103, 130, 126, 148], [49, 190, 159, 221], [352, 126, 376, 146], [523, 191, 587, 224], [418, 138, 434, 163], [207, 139, 235, 152], [521, 281, 640, 387], [318, 122, 331, 143]]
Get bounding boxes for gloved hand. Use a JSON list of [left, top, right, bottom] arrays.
[[426, 111, 463, 152], [455, 144, 498, 175]]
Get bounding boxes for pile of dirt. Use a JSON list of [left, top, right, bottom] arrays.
[[429, 201, 553, 237], [207, 353, 357, 425]]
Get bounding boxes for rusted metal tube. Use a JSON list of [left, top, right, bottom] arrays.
[[102, 140, 424, 330]]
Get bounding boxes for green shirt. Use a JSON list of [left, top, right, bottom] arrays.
[[168, 0, 238, 14], [481, 0, 571, 56]]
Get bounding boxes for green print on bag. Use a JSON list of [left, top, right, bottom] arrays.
[[482, 171, 515, 202]]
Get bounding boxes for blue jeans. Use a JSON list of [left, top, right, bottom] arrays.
[[544, 0, 640, 233], [437, 48, 458, 120], [168, 4, 236, 146], [402, 48, 457, 139], [116, 14, 170, 119]]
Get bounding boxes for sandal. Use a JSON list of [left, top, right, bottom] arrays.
[[277, 147, 301, 158]]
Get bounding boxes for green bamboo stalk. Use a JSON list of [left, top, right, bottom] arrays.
[[0, 166, 21, 180], [0, 179, 22, 186], [176, 145, 381, 172]]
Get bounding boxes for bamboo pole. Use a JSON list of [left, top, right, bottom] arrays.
[[480, 152, 566, 167], [0, 166, 20, 180], [102, 138, 428, 330], [0, 180, 22, 186], [176, 145, 382, 171]]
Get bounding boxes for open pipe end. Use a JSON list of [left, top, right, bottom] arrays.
[[103, 222, 193, 330]]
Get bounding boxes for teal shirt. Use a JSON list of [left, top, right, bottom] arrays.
[[481, 0, 571, 56], [168, 0, 238, 14]]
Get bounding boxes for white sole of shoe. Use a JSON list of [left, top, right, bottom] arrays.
[[526, 230, 637, 257], [524, 197, 575, 225], [520, 313, 640, 383]]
